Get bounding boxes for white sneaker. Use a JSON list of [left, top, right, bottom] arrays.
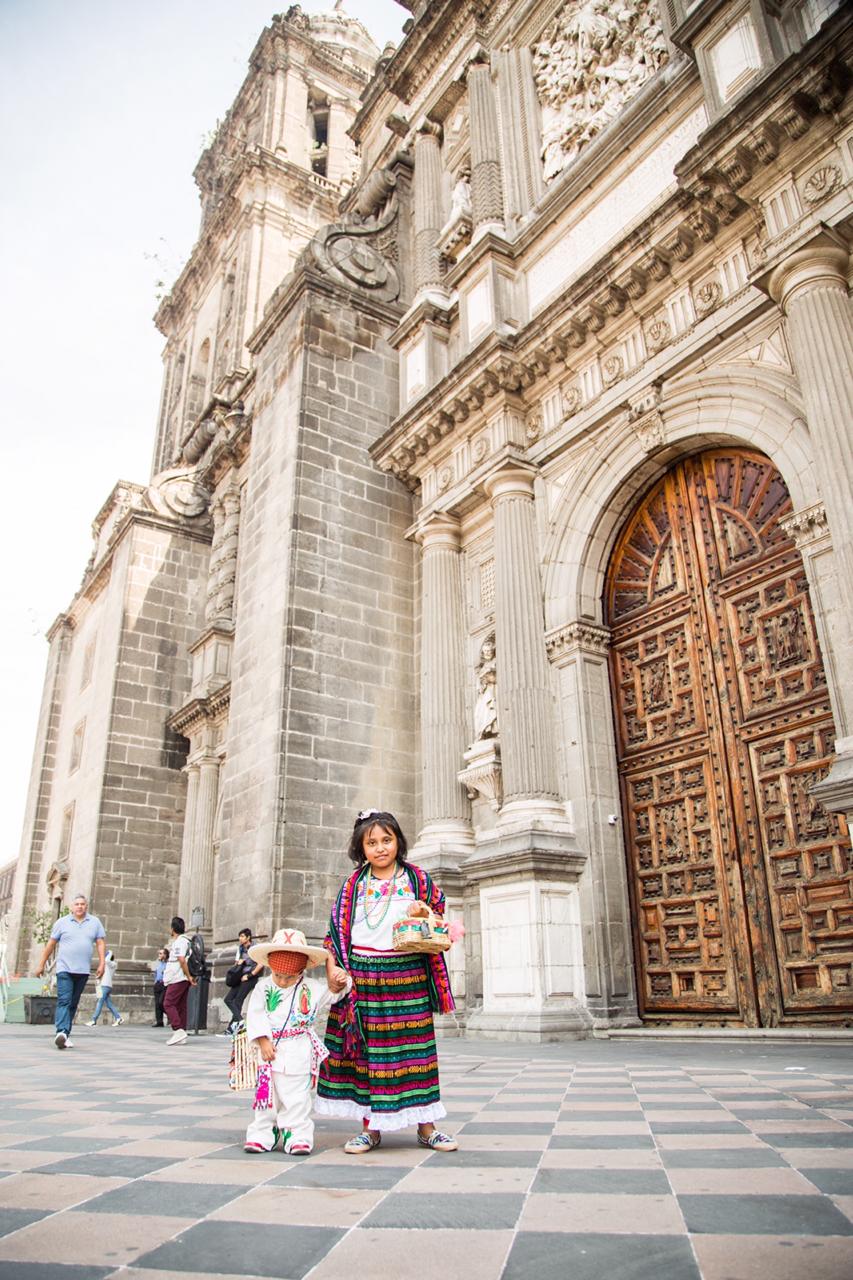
[[54, 1031, 67, 1050], [166, 1029, 188, 1046], [113, 1017, 124, 1026], [66, 1039, 75, 1048], [87, 1020, 97, 1026]]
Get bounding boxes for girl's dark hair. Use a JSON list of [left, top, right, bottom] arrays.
[[347, 810, 408, 867]]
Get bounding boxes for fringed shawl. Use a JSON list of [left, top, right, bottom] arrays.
[[324, 861, 455, 1058]]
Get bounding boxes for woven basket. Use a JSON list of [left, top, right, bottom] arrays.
[[392, 905, 451, 954]]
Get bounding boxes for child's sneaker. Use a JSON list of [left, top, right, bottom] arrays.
[[288, 1142, 312, 1156], [243, 1142, 267, 1154]]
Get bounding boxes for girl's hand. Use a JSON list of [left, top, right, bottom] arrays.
[[255, 1036, 276, 1063], [407, 901, 429, 918], [328, 967, 348, 992]]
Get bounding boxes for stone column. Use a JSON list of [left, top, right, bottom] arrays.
[[765, 237, 853, 716], [492, 48, 544, 224], [483, 465, 564, 822], [413, 128, 443, 295], [467, 61, 504, 235], [190, 755, 220, 933], [766, 232, 853, 815], [178, 763, 200, 922], [213, 482, 241, 623], [415, 514, 473, 850]]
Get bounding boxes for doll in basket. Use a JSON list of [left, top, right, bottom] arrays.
[[242, 928, 350, 1155]]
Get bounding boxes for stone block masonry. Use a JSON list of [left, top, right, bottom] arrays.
[[215, 270, 415, 945]]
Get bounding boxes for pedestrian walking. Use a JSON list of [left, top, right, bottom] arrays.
[[315, 808, 458, 1153], [152, 946, 168, 1026], [87, 949, 123, 1025], [224, 928, 263, 1032], [242, 927, 349, 1155], [163, 916, 197, 1045], [34, 893, 106, 1050]]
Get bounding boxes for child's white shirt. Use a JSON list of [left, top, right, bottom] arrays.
[[245, 974, 349, 1075]]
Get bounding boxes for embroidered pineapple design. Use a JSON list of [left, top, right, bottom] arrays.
[[265, 986, 283, 1014]]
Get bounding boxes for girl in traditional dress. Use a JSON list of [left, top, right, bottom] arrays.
[[315, 809, 459, 1154]]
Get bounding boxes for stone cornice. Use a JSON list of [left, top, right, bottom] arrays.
[[167, 686, 232, 737], [779, 502, 829, 549]]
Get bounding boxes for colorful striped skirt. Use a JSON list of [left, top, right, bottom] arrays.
[[315, 948, 446, 1132]]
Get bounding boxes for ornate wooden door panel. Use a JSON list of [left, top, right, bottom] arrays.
[[607, 449, 853, 1024]]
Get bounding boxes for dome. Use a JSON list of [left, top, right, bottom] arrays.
[[309, 2, 381, 75]]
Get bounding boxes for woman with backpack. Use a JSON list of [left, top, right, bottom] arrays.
[[163, 916, 197, 1046]]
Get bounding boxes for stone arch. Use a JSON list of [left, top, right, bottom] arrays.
[[543, 369, 818, 632]]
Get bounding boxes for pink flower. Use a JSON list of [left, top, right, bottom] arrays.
[[448, 920, 466, 944]]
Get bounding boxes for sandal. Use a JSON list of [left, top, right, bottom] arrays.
[[344, 1131, 381, 1155], [417, 1129, 458, 1152]]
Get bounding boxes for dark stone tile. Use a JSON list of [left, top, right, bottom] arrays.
[[704, 1092, 783, 1101], [0, 1266, 114, 1280], [422, 1149, 541, 1168], [731, 1108, 824, 1120], [503, 1233, 699, 1280], [649, 1122, 748, 1134], [549, 1135, 655, 1150], [83, 1179, 246, 1216], [562, 1093, 637, 1100], [35, 1154, 180, 1178], [679, 1193, 853, 1235], [0, 1207, 50, 1237], [481, 1102, 561, 1112], [166, 1126, 244, 1143], [799, 1167, 853, 1195], [459, 1122, 554, 1134], [7, 1137, 119, 1153], [135, 1220, 344, 1278], [268, 1163, 409, 1190], [766, 1132, 853, 1148], [362, 1191, 524, 1229], [199, 1144, 263, 1160], [532, 1168, 671, 1195], [661, 1148, 786, 1168]]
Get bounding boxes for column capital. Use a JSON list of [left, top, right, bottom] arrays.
[[762, 229, 850, 311], [415, 512, 462, 551], [483, 463, 537, 503]]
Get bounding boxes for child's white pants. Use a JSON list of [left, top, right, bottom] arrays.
[[245, 1070, 315, 1152]]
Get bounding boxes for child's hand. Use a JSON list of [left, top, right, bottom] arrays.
[[328, 967, 348, 992], [255, 1036, 276, 1063]]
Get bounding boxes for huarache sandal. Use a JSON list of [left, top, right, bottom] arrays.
[[243, 1141, 267, 1153], [344, 1131, 381, 1154], [288, 1142, 312, 1155], [417, 1129, 458, 1152]]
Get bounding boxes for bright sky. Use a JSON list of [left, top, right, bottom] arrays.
[[0, 1, 405, 870]]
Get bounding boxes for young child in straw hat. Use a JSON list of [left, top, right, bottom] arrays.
[[243, 927, 350, 1155]]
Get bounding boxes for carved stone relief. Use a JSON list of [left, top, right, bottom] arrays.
[[533, 0, 669, 182]]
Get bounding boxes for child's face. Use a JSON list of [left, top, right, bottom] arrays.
[[363, 823, 398, 874], [269, 952, 307, 986]]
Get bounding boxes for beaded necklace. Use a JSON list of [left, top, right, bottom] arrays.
[[362, 866, 401, 930]]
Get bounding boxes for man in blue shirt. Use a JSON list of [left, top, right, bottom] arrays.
[[35, 894, 106, 1049]]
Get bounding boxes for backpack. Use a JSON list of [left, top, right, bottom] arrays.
[[184, 933, 205, 980]]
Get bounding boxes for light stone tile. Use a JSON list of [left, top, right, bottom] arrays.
[[780, 1148, 853, 1168], [0, 1210, 192, 1266], [143, 1157, 279, 1185], [540, 1149, 664, 1169], [691, 1235, 853, 1280], [832, 1195, 853, 1223], [208, 1184, 382, 1226], [666, 1167, 820, 1195], [518, 1192, 685, 1234], [99, 1139, 228, 1157], [0, 1171, 131, 1210], [309, 1228, 513, 1280]]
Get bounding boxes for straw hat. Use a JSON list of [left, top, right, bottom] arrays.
[[247, 928, 328, 968]]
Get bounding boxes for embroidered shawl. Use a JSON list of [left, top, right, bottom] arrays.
[[324, 861, 455, 1057]]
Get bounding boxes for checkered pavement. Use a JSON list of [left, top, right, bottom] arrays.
[[0, 1024, 851, 1279]]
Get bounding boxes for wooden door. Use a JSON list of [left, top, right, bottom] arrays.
[[606, 449, 853, 1025]]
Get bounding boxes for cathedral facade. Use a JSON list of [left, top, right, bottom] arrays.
[[10, 0, 853, 1036]]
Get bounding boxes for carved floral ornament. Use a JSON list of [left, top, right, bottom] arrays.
[[533, 0, 669, 182]]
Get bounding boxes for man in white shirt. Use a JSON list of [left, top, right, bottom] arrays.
[[162, 915, 197, 1046]]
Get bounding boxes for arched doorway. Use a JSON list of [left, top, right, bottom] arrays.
[[605, 448, 852, 1025]]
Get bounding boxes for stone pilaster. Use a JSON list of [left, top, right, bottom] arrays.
[[413, 129, 444, 295], [764, 233, 853, 822], [484, 465, 563, 823], [492, 48, 543, 225], [414, 514, 473, 853], [191, 756, 220, 934], [178, 763, 200, 923], [467, 61, 504, 235]]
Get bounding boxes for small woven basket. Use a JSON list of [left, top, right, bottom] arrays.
[[392, 905, 451, 954]]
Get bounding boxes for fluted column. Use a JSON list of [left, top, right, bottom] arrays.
[[767, 233, 853, 738], [484, 466, 562, 814], [413, 128, 443, 294], [178, 763, 200, 921], [468, 61, 504, 234], [415, 514, 472, 848], [190, 756, 220, 932]]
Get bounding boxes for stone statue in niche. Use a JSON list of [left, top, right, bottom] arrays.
[[473, 634, 498, 740], [533, 0, 669, 182], [449, 171, 472, 225]]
